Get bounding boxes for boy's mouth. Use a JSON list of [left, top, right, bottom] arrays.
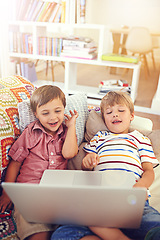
[[112, 120, 122, 124], [48, 122, 58, 126]]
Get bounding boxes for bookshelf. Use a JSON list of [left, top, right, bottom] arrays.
[[1, 0, 141, 104]]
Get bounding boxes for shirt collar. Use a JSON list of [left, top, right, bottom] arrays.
[[33, 120, 65, 136]]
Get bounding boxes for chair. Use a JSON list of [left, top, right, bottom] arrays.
[[125, 27, 156, 78], [35, 60, 65, 81]]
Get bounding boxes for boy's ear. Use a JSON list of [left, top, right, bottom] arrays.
[[130, 112, 134, 122], [34, 112, 37, 118]]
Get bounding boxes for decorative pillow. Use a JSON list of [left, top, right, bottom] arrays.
[[85, 110, 108, 142], [0, 76, 35, 184], [85, 110, 153, 143], [18, 93, 89, 146]]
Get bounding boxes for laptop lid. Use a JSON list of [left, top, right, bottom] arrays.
[[2, 170, 146, 228]]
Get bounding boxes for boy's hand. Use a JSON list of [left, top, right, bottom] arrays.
[[64, 110, 78, 128], [82, 153, 100, 170], [0, 191, 12, 213]]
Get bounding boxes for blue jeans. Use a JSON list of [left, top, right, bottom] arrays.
[[51, 225, 94, 240], [51, 201, 160, 240], [121, 201, 160, 239]]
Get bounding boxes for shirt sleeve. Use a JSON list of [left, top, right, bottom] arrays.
[[8, 126, 33, 163], [135, 131, 159, 167], [83, 131, 103, 154]]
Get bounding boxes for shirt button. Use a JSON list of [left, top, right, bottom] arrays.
[[51, 152, 54, 155], [51, 160, 54, 164]]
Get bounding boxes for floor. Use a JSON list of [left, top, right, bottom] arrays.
[[36, 58, 160, 130]]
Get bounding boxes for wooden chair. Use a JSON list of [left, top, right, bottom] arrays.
[[35, 60, 65, 81], [125, 27, 155, 78]]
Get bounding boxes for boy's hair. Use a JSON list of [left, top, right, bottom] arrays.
[[30, 85, 66, 113], [100, 91, 134, 118]]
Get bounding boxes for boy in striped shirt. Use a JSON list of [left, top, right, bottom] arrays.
[[82, 91, 160, 240]]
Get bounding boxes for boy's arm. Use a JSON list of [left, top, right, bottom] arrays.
[[82, 153, 100, 170], [133, 162, 155, 189], [0, 160, 22, 213], [62, 110, 78, 159]]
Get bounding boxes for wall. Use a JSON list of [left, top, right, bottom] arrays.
[[85, 0, 160, 59], [86, 0, 160, 31]]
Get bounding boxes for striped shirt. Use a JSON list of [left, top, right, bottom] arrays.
[[84, 130, 159, 184]]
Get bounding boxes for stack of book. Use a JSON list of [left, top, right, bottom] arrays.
[[98, 80, 131, 95], [61, 36, 97, 60], [16, 0, 66, 23]]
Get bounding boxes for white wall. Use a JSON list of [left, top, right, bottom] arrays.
[[86, 0, 160, 31]]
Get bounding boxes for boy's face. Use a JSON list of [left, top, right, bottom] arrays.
[[35, 98, 65, 136], [103, 104, 134, 134]]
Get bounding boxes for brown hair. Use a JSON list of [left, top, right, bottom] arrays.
[[100, 91, 134, 119], [30, 85, 66, 113]]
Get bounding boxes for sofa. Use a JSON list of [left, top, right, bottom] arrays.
[[0, 75, 160, 240]]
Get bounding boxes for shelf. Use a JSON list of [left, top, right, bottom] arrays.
[[3, 0, 141, 109], [10, 52, 140, 69]]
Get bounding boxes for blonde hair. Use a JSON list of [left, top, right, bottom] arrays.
[[100, 91, 134, 119], [30, 85, 66, 113]]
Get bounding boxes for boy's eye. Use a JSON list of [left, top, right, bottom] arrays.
[[55, 110, 61, 113], [119, 109, 125, 112], [42, 112, 49, 115], [106, 111, 112, 114]]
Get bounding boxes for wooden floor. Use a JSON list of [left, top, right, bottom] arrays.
[[36, 59, 160, 130]]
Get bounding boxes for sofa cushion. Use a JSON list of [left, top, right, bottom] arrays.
[[0, 76, 35, 184], [18, 93, 89, 146], [85, 110, 153, 142]]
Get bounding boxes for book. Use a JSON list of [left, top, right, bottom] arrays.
[[48, 3, 60, 22], [37, 2, 49, 21], [40, 2, 52, 22], [30, 1, 44, 21], [24, 62, 37, 82], [34, 2, 45, 21], [26, 0, 39, 21], [54, 4, 61, 23], [62, 45, 97, 53], [42, 2, 56, 22], [24, 0, 35, 21], [60, 51, 97, 60], [77, 0, 86, 23], [17, 0, 29, 20], [98, 79, 131, 95], [62, 37, 93, 48], [98, 87, 131, 95], [61, 0, 66, 23], [101, 53, 139, 63], [28, 35, 33, 54], [80, 0, 86, 23]]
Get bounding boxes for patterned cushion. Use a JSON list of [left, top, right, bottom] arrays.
[[0, 213, 18, 240], [0, 76, 35, 184], [18, 93, 89, 146]]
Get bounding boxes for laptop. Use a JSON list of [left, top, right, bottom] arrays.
[[2, 170, 146, 228]]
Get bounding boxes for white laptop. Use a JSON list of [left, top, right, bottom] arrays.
[[2, 170, 146, 228]]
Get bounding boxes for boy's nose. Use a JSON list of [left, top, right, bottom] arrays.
[[113, 112, 119, 117], [50, 114, 56, 120]]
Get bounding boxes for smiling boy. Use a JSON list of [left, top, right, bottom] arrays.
[[0, 85, 78, 240], [81, 91, 160, 240]]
